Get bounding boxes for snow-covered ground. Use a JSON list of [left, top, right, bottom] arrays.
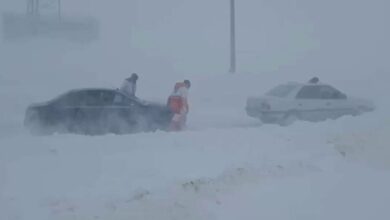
[[1, 106, 390, 220], [1, 0, 390, 219], [1, 71, 389, 219]]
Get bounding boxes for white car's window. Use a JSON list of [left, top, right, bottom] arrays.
[[296, 85, 347, 99], [296, 86, 322, 99], [266, 85, 298, 97], [318, 86, 347, 99]]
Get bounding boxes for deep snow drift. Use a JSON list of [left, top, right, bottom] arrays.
[[1, 70, 389, 220], [1, 107, 390, 220], [1, 0, 390, 219]]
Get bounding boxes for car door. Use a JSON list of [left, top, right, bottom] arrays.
[[295, 85, 330, 121], [51, 91, 87, 126], [64, 90, 106, 133], [50, 90, 108, 132], [81, 90, 111, 126], [317, 86, 350, 119], [103, 92, 141, 132]]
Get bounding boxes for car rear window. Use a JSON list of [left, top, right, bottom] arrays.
[[266, 85, 298, 98]]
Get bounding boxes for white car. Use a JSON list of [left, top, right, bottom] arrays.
[[246, 81, 375, 125]]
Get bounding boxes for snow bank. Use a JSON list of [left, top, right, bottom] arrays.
[[2, 112, 390, 219]]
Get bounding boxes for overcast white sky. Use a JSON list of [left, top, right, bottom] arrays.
[[0, 0, 389, 81]]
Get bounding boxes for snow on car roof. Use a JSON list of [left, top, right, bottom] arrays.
[[286, 81, 330, 87], [69, 88, 116, 92]]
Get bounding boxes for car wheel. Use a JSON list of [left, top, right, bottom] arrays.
[[70, 110, 91, 135], [148, 121, 159, 132], [109, 124, 122, 134], [107, 114, 129, 135], [259, 116, 277, 124], [279, 112, 297, 126], [134, 116, 150, 132]]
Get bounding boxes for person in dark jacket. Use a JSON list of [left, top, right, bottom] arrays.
[[120, 73, 139, 97]]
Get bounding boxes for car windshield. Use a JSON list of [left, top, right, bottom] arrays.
[[266, 84, 298, 98]]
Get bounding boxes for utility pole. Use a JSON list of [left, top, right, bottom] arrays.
[[34, 0, 40, 16], [58, 0, 62, 21], [229, 0, 236, 74], [27, 0, 32, 15], [27, 0, 40, 17]]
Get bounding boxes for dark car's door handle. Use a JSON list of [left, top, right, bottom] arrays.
[[326, 102, 331, 106]]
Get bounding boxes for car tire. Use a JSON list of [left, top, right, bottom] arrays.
[[107, 114, 129, 135], [148, 121, 159, 132], [279, 112, 297, 126], [70, 110, 92, 135], [134, 116, 150, 133]]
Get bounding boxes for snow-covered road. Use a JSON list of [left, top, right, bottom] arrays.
[[1, 101, 389, 219], [1, 61, 389, 219]]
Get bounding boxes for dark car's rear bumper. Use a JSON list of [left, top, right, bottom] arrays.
[[24, 107, 39, 127]]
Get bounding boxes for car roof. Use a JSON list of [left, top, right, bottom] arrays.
[[265, 81, 336, 99], [285, 81, 331, 87], [63, 88, 143, 103], [68, 88, 117, 93], [52, 88, 119, 101]]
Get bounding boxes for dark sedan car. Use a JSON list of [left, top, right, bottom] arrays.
[[24, 88, 174, 135]]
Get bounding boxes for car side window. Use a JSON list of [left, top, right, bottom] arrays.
[[113, 93, 127, 105], [55, 90, 141, 106], [83, 91, 103, 106], [56, 92, 85, 106], [296, 86, 323, 99], [113, 92, 136, 106], [84, 90, 120, 106], [266, 85, 298, 98], [99, 91, 116, 105], [318, 86, 347, 99], [297, 86, 347, 100]]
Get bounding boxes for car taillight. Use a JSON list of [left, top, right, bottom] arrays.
[[261, 102, 271, 110]]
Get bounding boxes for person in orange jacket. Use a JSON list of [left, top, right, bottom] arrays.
[[167, 80, 191, 131]]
